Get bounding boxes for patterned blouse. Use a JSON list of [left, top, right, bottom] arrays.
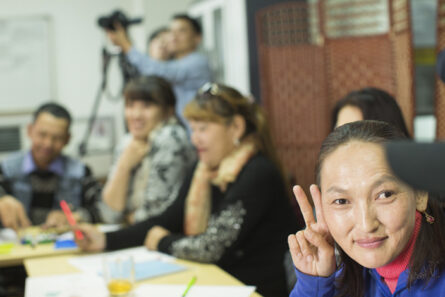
[[99, 117, 196, 224]]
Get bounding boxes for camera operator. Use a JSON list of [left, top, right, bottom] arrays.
[[104, 14, 212, 127]]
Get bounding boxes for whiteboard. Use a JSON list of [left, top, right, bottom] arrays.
[[0, 16, 52, 112]]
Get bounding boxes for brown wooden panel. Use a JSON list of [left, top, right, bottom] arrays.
[[436, 0, 445, 139], [256, 1, 415, 191]]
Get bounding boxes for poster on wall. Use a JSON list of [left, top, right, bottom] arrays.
[[0, 16, 53, 113]]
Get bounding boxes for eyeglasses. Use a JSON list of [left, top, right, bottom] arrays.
[[198, 82, 220, 96]]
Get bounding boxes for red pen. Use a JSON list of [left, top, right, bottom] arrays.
[[60, 200, 84, 240]]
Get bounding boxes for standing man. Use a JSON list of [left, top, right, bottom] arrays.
[[0, 103, 102, 229], [106, 14, 212, 126]]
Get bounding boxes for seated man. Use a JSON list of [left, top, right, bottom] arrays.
[[0, 103, 102, 229]]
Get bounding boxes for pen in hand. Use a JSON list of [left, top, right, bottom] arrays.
[[182, 276, 197, 297], [60, 200, 84, 240]]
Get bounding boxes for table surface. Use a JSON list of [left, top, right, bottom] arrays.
[[24, 253, 262, 297], [0, 241, 80, 267]]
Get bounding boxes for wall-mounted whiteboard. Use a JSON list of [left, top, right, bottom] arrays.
[[0, 16, 53, 112]]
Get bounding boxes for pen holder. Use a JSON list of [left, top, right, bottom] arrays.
[[103, 255, 135, 297]]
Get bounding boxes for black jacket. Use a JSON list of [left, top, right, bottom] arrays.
[[106, 154, 299, 297]]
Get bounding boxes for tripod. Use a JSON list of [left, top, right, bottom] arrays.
[[78, 47, 112, 156]]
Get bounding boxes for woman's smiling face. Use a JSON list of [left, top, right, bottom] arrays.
[[319, 141, 424, 268]]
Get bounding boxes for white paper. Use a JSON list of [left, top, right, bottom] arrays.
[[134, 284, 256, 297], [25, 273, 108, 297], [68, 246, 174, 275], [25, 274, 256, 297]]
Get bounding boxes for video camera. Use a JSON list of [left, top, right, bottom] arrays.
[[97, 10, 142, 31]]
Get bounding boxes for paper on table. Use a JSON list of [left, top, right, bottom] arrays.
[[134, 284, 256, 297], [25, 273, 108, 297], [68, 246, 176, 275], [25, 274, 256, 297]]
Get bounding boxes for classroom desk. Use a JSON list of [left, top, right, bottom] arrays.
[[0, 242, 79, 267], [25, 253, 263, 297]]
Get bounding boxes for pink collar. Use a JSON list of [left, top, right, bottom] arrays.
[[376, 211, 422, 293]]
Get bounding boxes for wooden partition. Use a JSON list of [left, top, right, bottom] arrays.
[[256, 0, 415, 190], [436, 0, 445, 139]]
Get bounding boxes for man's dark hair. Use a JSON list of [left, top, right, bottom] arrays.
[[33, 102, 72, 127], [172, 14, 202, 35]]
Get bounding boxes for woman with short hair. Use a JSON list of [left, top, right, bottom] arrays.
[[100, 75, 195, 224]]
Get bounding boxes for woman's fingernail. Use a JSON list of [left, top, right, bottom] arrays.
[[306, 255, 313, 262]]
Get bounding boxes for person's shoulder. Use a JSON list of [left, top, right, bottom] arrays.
[[237, 154, 282, 186], [181, 51, 209, 65], [153, 120, 190, 149], [60, 155, 87, 177], [2, 151, 26, 164], [1, 151, 27, 175], [243, 154, 279, 175]]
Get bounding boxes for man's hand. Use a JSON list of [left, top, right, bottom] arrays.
[[144, 226, 170, 250], [0, 196, 31, 230], [106, 22, 132, 53], [42, 210, 71, 229]]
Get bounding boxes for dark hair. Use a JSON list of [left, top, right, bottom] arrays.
[[172, 14, 202, 35], [331, 87, 410, 138], [147, 26, 169, 43], [316, 121, 445, 297], [33, 102, 72, 127], [123, 75, 176, 113]]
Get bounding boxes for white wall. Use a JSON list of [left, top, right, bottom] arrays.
[[189, 0, 250, 94], [0, 0, 193, 177], [0, 0, 250, 176], [143, 0, 193, 46]]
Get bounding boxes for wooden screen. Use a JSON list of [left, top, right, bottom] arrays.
[[256, 0, 415, 191], [436, 0, 445, 139]]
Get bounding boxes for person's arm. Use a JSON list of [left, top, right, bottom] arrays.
[[156, 157, 284, 263], [102, 138, 149, 213], [106, 23, 210, 85], [126, 49, 210, 85], [289, 269, 336, 297], [0, 166, 31, 229], [105, 163, 195, 251]]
